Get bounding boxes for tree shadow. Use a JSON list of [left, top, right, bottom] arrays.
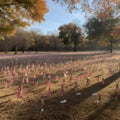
[[0, 99, 11, 107], [0, 92, 17, 99], [0, 87, 4, 89], [87, 94, 120, 120], [13, 71, 120, 120], [57, 71, 120, 106], [31, 87, 45, 94]]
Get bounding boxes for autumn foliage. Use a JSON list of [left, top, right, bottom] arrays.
[[0, 0, 48, 39], [110, 25, 120, 40], [0, 0, 120, 43], [53, 0, 120, 19]]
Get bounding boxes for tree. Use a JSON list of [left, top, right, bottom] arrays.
[[53, 0, 120, 18], [49, 35, 59, 51], [59, 23, 83, 52], [110, 25, 120, 40], [7, 29, 32, 54], [84, 17, 119, 53], [0, 0, 48, 39], [1, 0, 120, 40], [0, 37, 13, 53], [31, 32, 40, 53], [16, 30, 32, 53]]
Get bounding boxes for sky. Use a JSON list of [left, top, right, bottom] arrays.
[[27, 0, 87, 35]]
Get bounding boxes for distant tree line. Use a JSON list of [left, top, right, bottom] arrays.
[[1, 19, 120, 54], [0, 30, 111, 54]]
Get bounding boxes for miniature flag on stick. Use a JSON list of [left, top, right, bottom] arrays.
[[74, 81, 78, 91], [77, 75, 80, 81], [33, 74, 36, 79], [97, 76, 99, 81], [4, 80, 8, 88], [47, 87, 51, 97], [17, 85, 23, 98], [41, 96, 45, 112], [26, 77, 29, 84], [40, 95, 45, 106], [35, 80, 39, 87], [115, 83, 120, 95], [61, 80, 65, 95], [9, 76, 14, 85], [22, 78, 25, 84], [86, 77, 90, 87], [64, 71, 67, 78], [69, 74, 72, 82], [101, 78, 105, 85], [47, 79, 51, 87], [55, 75, 59, 81], [25, 72, 28, 77], [48, 74, 51, 80], [97, 94, 102, 106]]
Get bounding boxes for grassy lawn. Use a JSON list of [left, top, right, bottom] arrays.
[[0, 52, 120, 120]]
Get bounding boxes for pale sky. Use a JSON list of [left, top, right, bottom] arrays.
[[27, 0, 87, 35]]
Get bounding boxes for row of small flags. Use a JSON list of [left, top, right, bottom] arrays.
[[3, 72, 119, 112], [1, 54, 120, 113]]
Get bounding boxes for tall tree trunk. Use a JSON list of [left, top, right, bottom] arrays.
[[53, 40, 56, 51], [5, 50, 8, 54], [22, 46, 25, 54], [35, 40, 38, 53], [106, 43, 109, 52], [22, 49, 25, 54], [109, 40, 112, 53], [14, 44, 17, 54], [73, 39, 77, 52], [35, 45, 38, 53]]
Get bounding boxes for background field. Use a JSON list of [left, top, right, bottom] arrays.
[[0, 52, 120, 120]]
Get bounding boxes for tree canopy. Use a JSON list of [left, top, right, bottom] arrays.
[[53, 0, 120, 19], [59, 23, 83, 52], [84, 17, 120, 53], [1, 0, 120, 39], [110, 25, 120, 40], [0, 0, 48, 39]]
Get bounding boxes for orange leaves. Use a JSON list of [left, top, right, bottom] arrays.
[[110, 25, 120, 39], [98, 12, 106, 19], [97, 10, 113, 20], [106, 6, 112, 12], [109, 0, 116, 2], [19, 0, 48, 23], [0, 0, 48, 23], [53, 0, 120, 21], [0, 0, 48, 38], [30, 0, 48, 22], [52, 0, 81, 12]]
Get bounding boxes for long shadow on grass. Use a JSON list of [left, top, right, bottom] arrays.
[[57, 71, 120, 106], [0, 92, 17, 99], [16, 71, 120, 120], [42, 71, 120, 119], [0, 99, 11, 107], [87, 94, 120, 120]]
